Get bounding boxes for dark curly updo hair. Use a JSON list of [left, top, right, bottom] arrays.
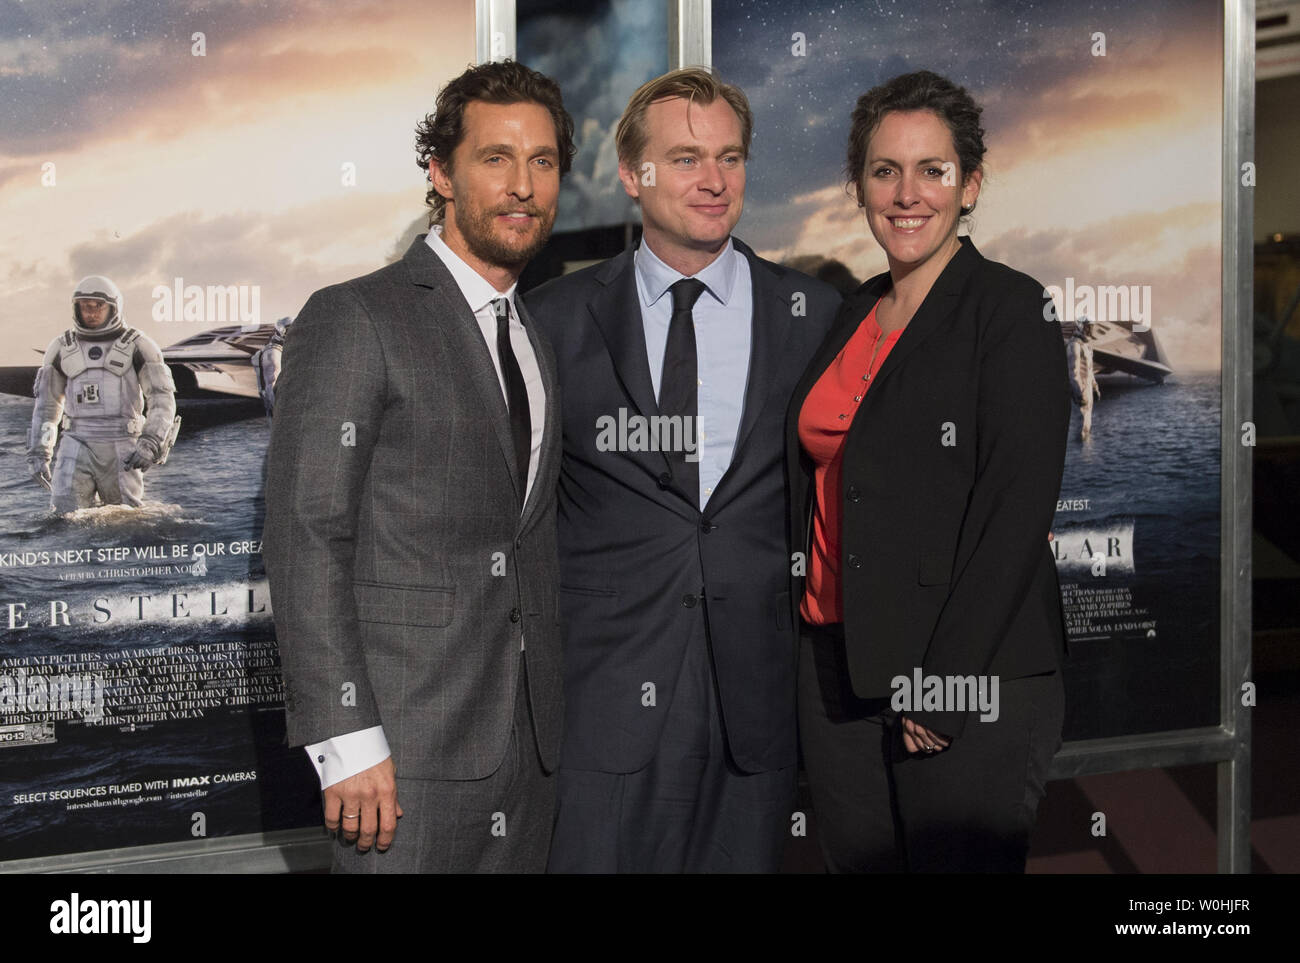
[[414, 60, 577, 226], [845, 70, 986, 216]]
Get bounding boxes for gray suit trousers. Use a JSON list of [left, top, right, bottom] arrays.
[[332, 654, 555, 874]]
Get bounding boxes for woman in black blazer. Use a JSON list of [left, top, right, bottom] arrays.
[[785, 70, 1071, 872]]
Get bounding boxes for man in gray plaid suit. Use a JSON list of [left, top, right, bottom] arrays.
[[263, 60, 574, 873]]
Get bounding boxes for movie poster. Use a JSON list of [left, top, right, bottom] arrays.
[[0, 0, 474, 864], [518, 0, 669, 233], [714, 0, 1223, 739]]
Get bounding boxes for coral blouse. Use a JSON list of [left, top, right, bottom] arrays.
[[797, 300, 901, 625]]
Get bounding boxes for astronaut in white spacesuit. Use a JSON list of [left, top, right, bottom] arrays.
[[27, 276, 179, 512], [1067, 318, 1100, 441], [250, 316, 292, 418]]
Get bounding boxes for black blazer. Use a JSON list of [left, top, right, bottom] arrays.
[[527, 238, 840, 773], [784, 236, 1070, 739]]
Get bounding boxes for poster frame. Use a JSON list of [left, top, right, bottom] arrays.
[[1035, 0, 1256, 875], [1, 0, 1254, 875]]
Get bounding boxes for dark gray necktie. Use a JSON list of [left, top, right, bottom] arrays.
[[658, 278, 706, 507], [492, 297, 531, 506]]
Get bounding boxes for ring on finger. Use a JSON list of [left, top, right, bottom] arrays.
[[342, 811, 360, 819]]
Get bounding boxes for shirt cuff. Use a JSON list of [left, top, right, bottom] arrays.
[[304, 726, 391, 789]]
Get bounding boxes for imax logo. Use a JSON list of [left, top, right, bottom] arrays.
[[171, 776, 210, 788]]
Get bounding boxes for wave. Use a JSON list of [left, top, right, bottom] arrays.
[[33, 501, 209, 532]]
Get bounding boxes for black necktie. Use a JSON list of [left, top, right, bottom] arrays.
[[492, 297, 531, 507], [659, 278, 706, 507]]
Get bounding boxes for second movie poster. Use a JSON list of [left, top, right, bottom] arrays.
[[712, 0, 1225, 739]]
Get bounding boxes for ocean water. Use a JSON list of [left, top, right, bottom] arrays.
[[1057, 374, 1221, 580], [1054, 373, 1222, 740]]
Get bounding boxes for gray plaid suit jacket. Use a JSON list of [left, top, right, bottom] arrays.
[[263, 236, 564, 781]]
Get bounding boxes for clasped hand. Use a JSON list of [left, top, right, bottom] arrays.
[[900, 716, 952, 755]]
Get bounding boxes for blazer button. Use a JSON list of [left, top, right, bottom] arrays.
[[847, 554, 862, 570], [509, 607, 521, 623], [700, 519, 714, 534], [681, 594, 698, 608], [657, 472, 672, 490], [846, 484, 861, 503], [514, 538, 522, 549]]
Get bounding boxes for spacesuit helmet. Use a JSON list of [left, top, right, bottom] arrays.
[[72, 275, 124, 335]]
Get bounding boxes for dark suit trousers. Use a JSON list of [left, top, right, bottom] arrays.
[[332, 654, 555, 873], [798, 621, 1063, 873], [547, 604, 796, 873]]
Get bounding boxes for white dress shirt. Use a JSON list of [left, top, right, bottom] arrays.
[[303, 225, 545, 789]]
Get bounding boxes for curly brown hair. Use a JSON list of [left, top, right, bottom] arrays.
[[845, 70, 986, 216], [415, 60, 576, 226]]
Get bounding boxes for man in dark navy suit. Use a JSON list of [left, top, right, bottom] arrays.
[[526, 68, 840, 872]]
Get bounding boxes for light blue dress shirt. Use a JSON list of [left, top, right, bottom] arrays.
[[635, 238, 753, 508]]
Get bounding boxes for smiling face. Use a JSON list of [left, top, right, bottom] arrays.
[[429, 100, 561, 280], [860, 109, 981, 277], [618, 96, 745, 272]]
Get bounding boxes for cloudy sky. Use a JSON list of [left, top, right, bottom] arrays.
[[714, 0, 1224, 371], [518, 0, 667, 232], [1, 0, 474, 365], [2, 0, 1226, 372]]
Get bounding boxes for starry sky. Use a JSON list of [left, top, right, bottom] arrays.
[[713, 0, 1225, 371], [0, 0, 474, 365]]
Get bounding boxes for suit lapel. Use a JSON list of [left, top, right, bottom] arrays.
[[588, 250, 661, 423], [787, 235, 984, 428], [728, 239, 796, 462], [586, 251, 682, 485], [516, 297, 559, 534], [861, 235, 982, 398], [402, 237, 522, 505]]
